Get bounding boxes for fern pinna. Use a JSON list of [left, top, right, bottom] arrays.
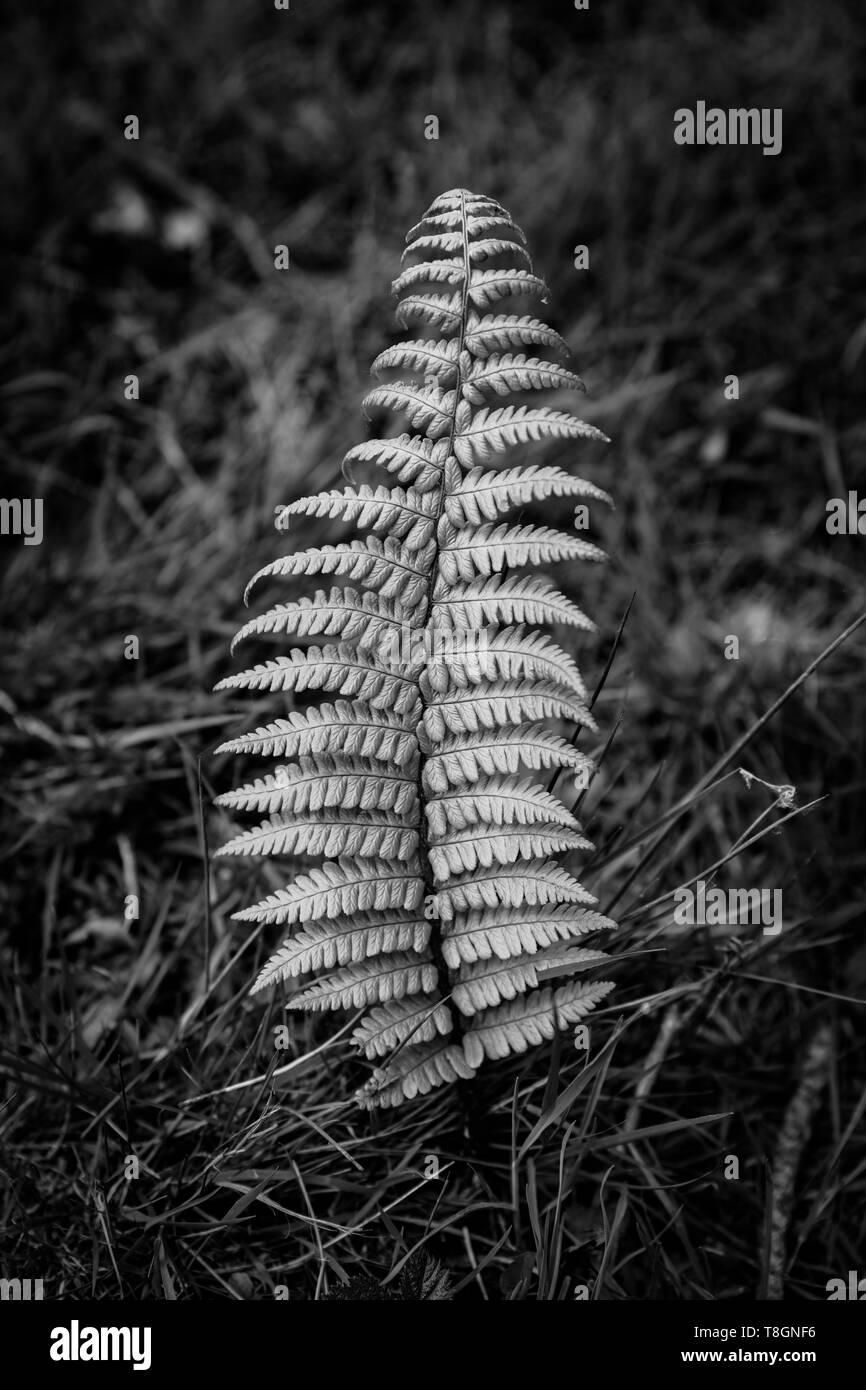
[[215, 189, 617, 1108]]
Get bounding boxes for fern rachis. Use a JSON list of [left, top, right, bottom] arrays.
[[215, 189, 617, 1108]]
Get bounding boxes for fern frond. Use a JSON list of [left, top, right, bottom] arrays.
[[251, 912, 431, 991], [461, 354, 585, 402], [426, 775, 579, 837], [216, 188, 619, 1107], [234, 858, 424, 927], [453, 946, 611, 1015], [244, 541, 434, 610], [363, 382, 456, 437], [230, 588, 416, 654], [278, 486, 437, 550], [439, 521, 606, 583], [215, 646, 420, 713], [355, 1040, 477, 1109], [463, 980, 616, 1065], [215, 758, 418, 817], [420, 680, 596, 741], [428, 826, 593, 881], [433, 575, 595, 631], [215, 703, 417, 766], [440, 905, 616, 966], [423, 726, 593, 792], [462, 314, 568, 359], [343, 433, 448, 491], [446, 465, 612, 527], [370, 340, 459, 384], [215, 811, 418, 862], [452, 404, 608, 467], [289, 951, 437, 1012], [438, 627, 588, 699], [351, 995, 453, 1059], [434, 858, 597, 918]]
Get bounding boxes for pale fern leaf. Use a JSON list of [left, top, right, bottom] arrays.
[[245, 540, 433, 609], [289, 951, 437, 1012], [215, 646, 420, 714], [363, 382, 456, 437], [463, 314, 568, 359], [278, 487, 436, 550], [370, 339, 459, 384], [234, 858, 424, 927], [215, 759, 418, 817], [423, 728, 593, 792], [215, 703, 417, 766], [426, 775, 579, 837], [433, 576, 595, 631], [355, 1040, 477, 1109], [215, 811, 418, 861], [446, 465, 612, 527], [439, 521, 606, 583], [441, 905, 616, 967], [420, 680, 595, 741], [343, 434, 448, 491], [434, 858, 597, 918], [352, 995, 453, 1059], [429, 827, 593, 881], [461, 354, 585, 403], [453, 946, 611, 1015], [463, 980, 616, 1065], [251, 913, 432, 991]]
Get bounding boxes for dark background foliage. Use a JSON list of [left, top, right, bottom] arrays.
[[1, 0, 864, 1300]]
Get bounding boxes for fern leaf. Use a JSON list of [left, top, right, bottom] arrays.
[[251, 913, 432, 991], [245, 541, 434, 609], [423, 728, 593, 792], [370, 340, 459, 384], [396, 292, 463, 334], [289, 951, 437, 1012], [215, 646, 420, 714], [433, 575, 595, 631], [363, 382, 456, 438], [463, 314, 568, 359], [453, 946, 611, 1015], [420, 680, 596, 741], [215, 703, 417, 766], [437, 627, 588, 700], [352, 995, 453, 1059], [355, 1039, 477, 1109], [439, 521, 606, 583], [278, 486, 437, 550], [433, 858, 597, 918], [234, 858, 424, 927], [429, 827, 593, 881], [453, 402, 607, 465], [461, 354, 585, 403], [467, 269, 549, 309], [446, 465, 612, 528], [215, 759, 418, 817], [215, 811, 418, 862], [390, 259, 464, 295], [440, 905, 615, 966], [216, 188, 619, 1108], [343, 434, 448, 491], [426, 775, 579, 837], [463, 980, 616, 1065]]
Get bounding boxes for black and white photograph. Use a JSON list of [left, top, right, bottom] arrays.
[[1, 0, 864, 1359]]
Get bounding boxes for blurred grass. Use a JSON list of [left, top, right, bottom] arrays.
[[1, 0, 865, 1299]]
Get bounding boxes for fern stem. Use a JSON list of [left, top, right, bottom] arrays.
[[414, 189, 472, 1039]]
